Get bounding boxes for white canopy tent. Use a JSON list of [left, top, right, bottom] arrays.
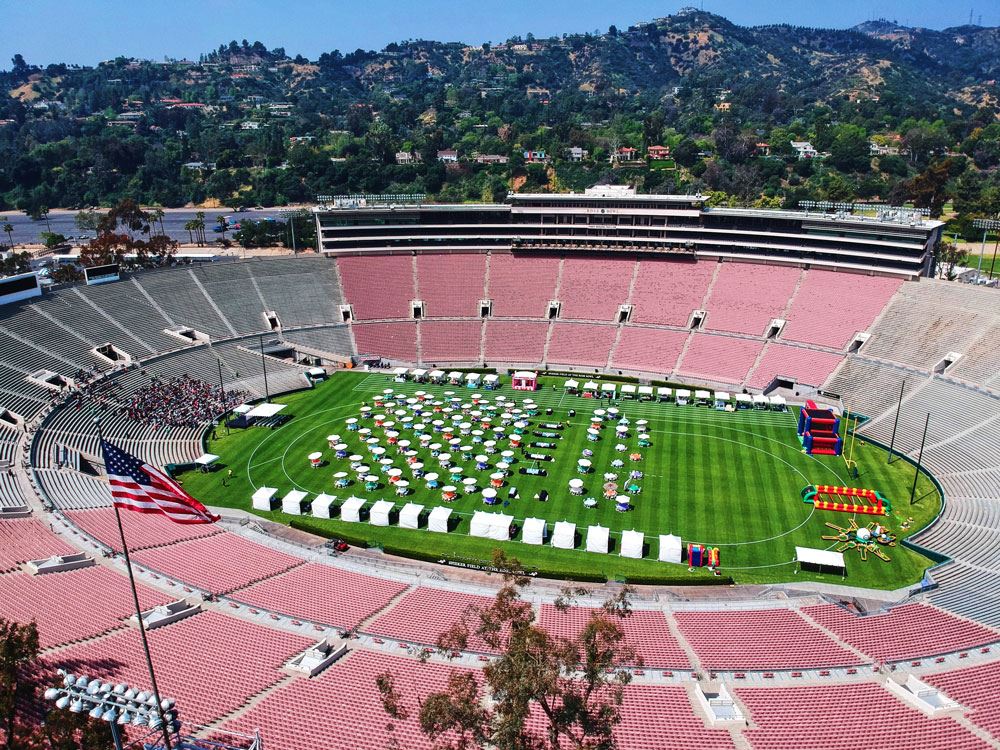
[[392, 366, 409, 378], [483, 374, 500, 388], [769, 395, 787, 410], [281, 489, 308, 515], [658, 534, 683, 563], [233, 404, 253, 415], [311, 493, 337, 519], [448, 371, 464, 383], [251, 486, 277, 512], [601, 383, 617, 397], [586, 525, 609, 554], [551, 521, 576, 549], [564, 379, 579, 391], [657, 387, 672, 401], [695, 390, 712, 404], [429, 370, 446, 383], [465, 372, 481, 385], [340, 496, 367, 523], [369, 500, 395, 527], [246, 403, 287, 419], [583, 380, 599, 393], [621, 384, 637, 398], [715, 391, 731, 409], [428, 506, 452, 533], [735, 393, 753, 409], [637, 385, 654, 399], [469, 511, 513, 541], [522, 517, 547, 545], [194, 453, 219, 468], [795, 546, 845, 573], [398, 502, 424, 529], [620, 530, 645, 559], [676, 388, 691, 405], [410, 368, 428, 380]]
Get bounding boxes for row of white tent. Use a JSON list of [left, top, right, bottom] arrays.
[[391, 367, 500, 388], [252, 487, 681, 561], [562, 379, 785, 409]]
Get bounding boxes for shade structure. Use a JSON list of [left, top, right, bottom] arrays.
[[795, 546, 845, 571], [281, 489, 308, 515], [246, 403, 287, 419], [658, 534, 683, 563], [522, 517, 547, 545], [340, 496, 366, 523], [311, 493, 337, 519], [586, 525, 610, 554], [551, 521, 576, 549], [620, 529, 644, 559], [399, 502, 424, 529], [621, 384, 637, 396], [601, 383, 617, 395], [469, 511, 513, 541], [369, 499, 394, 527], [428, 506, 452, 533], [251, 486, 277, 512]]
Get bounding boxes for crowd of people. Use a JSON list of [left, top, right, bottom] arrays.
[[124, 375, 249, 429]]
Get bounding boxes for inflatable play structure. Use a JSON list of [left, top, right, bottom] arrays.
[[797, 402, 843, 456], [687, 543, 720, 568], [802, 484, 891, 515]]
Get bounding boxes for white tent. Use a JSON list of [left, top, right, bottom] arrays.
[[246, 403, 287, 419], [483, 374, 500, 388], [410, 368, 428, 380], [428, 506, 452, 533], [621, 384, 637, 398], [657, 386, 672, 401], [769, 395, 787, 410], [311, 493, 337, 519], [470, 511, 512, 541], [464, 372, 481, 384], [637, 385, 654, 399], [399, 502, 424, 529], [735, 393, 752, 409], [551, 521, 576, 549], [392, 366, 409, 377], [429, 370, 446, 383], [448, 371, 464, 383], [695, 390, 711, 403], [369, 500, 394, 526], [658, 534, 683, 563], [522, 517, 547, 545], [251, 486, 277, 512], [714, 391, 731, 410], [676, 388, 691, 405], [340, 496, 367, 523], [620, 530, 644, 559], [281, 489, 308, 515], [564, 378, 579, 391], [601, 383, 617, 396], [753, 394, 769, 409], [795, 546, 845, 572], [583, 380, 599, 393], [586, 525, 610, 554]]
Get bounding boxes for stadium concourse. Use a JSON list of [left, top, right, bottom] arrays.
[[1, 245, 999, 748]]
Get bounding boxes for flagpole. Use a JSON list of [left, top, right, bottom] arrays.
[[95, 418, 174, 750]]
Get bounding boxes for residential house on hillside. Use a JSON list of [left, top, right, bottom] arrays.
[[437, 149, 459, 163], [396, 151, 421, 165], [566, 147, 589, 162], [610, 146, 640, 164], [790, 141, 819, 159], [523, 150, 550, 164], [647, 145, 671, 160], [475, 154, 509, 164], [754, 142, 771, 157], [869, 135, 909, 157]]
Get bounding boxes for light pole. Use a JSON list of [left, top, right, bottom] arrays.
[[972, 218, 1000, 281], [44, 671, 180, 750]]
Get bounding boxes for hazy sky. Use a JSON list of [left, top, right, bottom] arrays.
[[2, 0, 992, 67]]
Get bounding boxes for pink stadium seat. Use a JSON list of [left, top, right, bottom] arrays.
[[738, 683, 991, 750], [132, 533, 302, 595], [484, 320, 549, 363], [67, 508, 221, 553], [538, 605, 691, 668], [802, 603, 999, 662], [630, 260, 716, 325], [747, 344, 844, 389], [925, 661, 1000, 738], [557, 258, 634, 321], [546, 323, 617, 368], [611, 684, 737, 750], [0, 567, 168, 648], [673, 609, 861, 670], [703, 263, 801, 335], [337, 255, 415, 320], [676, 334, 763, 384], [419, 320, 482, 363], [611, 327, 688, 375], [222, 650, 476, 750], [487, 254, 560, 318], [782, 270, 902, 349], [365, 587, 507, 654], [231, 563, 408, 630], [415, 254, 486, 317], [0, 518, 75, 572], [51, 611, 312, 727], [352, 321, 418, 362]]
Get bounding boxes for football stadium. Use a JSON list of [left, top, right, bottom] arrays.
[[3, 189, 1000, 749]]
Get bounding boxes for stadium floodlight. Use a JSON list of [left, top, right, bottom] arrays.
[[44, 670, 181, 750], [972, 218, 1000, 280]]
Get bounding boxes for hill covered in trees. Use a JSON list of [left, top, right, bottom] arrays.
[[1, 10, 999, 237]]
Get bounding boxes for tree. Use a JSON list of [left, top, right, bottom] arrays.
[[378, 551, 638, 750], [934, 236, 968, 281], [828, 124, 870, 173], [79, 198, 176, 269], [1, 219, 13, 249], [74, 210, 101, 235], [215, 215, 228, 242], [0, 617, 112, 750], [39, 232, 68, 249]]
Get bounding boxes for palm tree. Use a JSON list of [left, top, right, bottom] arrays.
[[148, 206, 165, 237], [183, 219, 196, 245], [194, 211, 206, 246], [2, 218, 13, 250], [215, 215, 228, 241]]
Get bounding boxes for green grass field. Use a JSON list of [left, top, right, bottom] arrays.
[[179, 372, 942, 589]]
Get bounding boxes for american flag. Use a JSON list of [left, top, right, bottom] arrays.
[[102, 439, 219, 524]]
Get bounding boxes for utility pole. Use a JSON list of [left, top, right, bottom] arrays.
[[972, 218, 1000, 281], [887, 379, 905, 464], [909, 413, 930, 505], [259, 334, 270, 403]]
